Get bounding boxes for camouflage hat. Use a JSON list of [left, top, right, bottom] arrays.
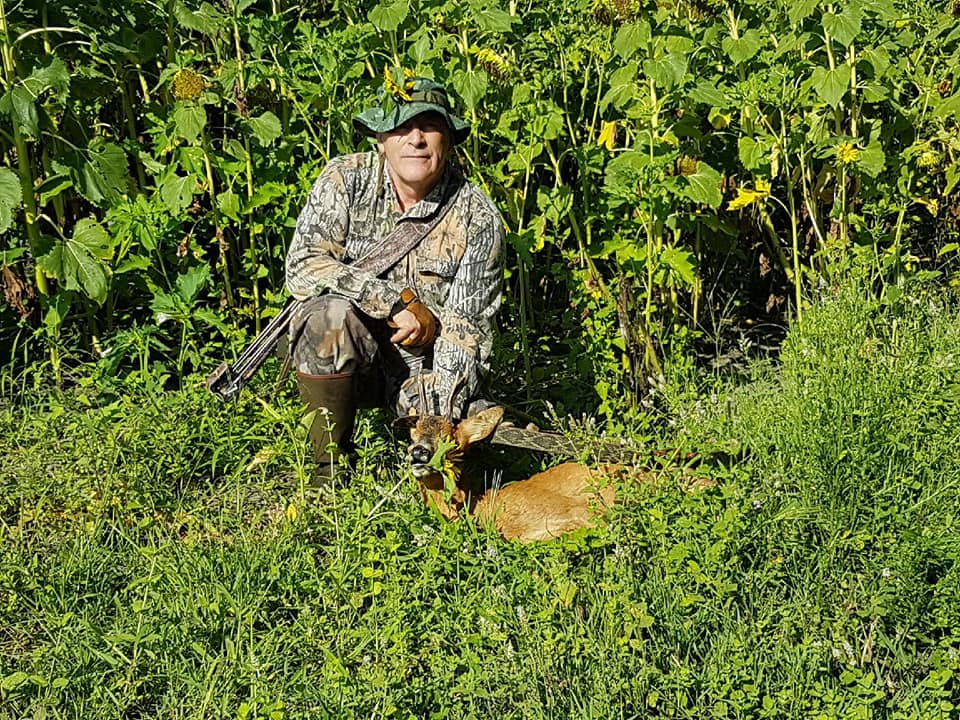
[[353, 77, 471, 145]]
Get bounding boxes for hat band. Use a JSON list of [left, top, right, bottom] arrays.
[[402, 89, 450, 109]]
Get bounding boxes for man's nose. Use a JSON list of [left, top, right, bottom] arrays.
[[407, 127, 426, 145]]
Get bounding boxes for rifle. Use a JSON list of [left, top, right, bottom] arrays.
[[206, 300, 295, 401]]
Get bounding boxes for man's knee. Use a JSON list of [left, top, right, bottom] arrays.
[[292, 294, 375, 374]]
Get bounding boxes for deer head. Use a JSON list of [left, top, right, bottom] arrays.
[[393, 406, 505, 487]]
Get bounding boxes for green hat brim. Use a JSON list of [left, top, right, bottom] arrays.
[[353, 102, 470, 145]]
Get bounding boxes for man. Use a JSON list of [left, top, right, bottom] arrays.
[[285, 76, 504, 475]]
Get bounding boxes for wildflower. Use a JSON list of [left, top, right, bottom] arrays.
[[598, 121, 617, 151], [727, 179, 771, 210], [383, 65, 415, 102], [677, 156, 699, 176], [171, 68, 205, 102], [836, 142, 860, 165], [918, 150, 940, 168], [470, 47, 510, 81]]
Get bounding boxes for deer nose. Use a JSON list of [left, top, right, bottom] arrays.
[[410, 444, 432, 465]]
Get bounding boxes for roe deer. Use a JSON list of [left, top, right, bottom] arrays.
[[394, 406, 635, 543]]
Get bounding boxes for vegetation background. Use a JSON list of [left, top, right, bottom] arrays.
[[2, 0, 960, 717]]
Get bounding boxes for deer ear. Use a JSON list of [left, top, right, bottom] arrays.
[[454, 406, 505, 447], [392, 413, 420, 431]]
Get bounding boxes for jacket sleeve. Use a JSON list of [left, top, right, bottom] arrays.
[[430, 201, 504, 418], [285, 160, 406, 319]]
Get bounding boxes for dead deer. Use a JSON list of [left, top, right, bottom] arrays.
[[394, 405, 633, 543]]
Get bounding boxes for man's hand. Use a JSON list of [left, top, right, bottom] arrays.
[[389, 290, 437, 348]]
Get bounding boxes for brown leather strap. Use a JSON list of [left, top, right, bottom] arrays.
[[351, 169, 465, 277]]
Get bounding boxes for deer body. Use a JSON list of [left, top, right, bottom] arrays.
[[397, 407, 627, 543]]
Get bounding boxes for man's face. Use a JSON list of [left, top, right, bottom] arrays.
[[377, 111, 451, 204]]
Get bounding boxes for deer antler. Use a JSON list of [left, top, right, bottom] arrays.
[[445, 372, 468, 420]]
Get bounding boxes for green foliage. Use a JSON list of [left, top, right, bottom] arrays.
[[1, 0, 959, 414], [2, 286, 960, 717]]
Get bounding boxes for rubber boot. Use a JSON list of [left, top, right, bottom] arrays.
[[296, 371, 356, 482]]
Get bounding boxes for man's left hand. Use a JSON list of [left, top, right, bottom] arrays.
[[389, 294, 437, 348]]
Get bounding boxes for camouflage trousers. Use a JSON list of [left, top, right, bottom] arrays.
[[288, 294, 438, 415]]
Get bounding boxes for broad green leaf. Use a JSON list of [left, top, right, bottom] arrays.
[[1, 671, 28, 691], [0, 167, 22, 234], [29, 57, 71, 103], [934, 92, 960, 121], [1, 246, 27, 265], [643, 54, 687, 91], [810, 66, 848, 108], [604, 150, 648, 196], [787, 0, 819, 25], [738, 137, 770, 171], [244, 111, 281, 145], [160, 173, 198, 213], [858, 140, 885, 178], [0, 86, 40, 138], [36, 218, 115, 305], [687, 80, 729, 108], [679, 161, 723, 208], [722, 29, 763, 65], [601, 63, 639, 111], [823, 8, 861, 46], [450, 68, 487, 111], [407, 32, 436, 65], [175, 264, 211, 304], [659, 247, 697, 286], [470, 2, 516, 32], [36, 174, 72, 207], [173, 0, 226, 35], [218, 188, 241, 221], [613, 21, 651, 60], [172, 104, 207, 143], [246, 182, 285, 212], [51, 139, 128, 207], [528, 101, 564, 141], [369, 0, 409, 31]]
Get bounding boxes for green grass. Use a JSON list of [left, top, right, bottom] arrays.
[[2, 285, 960, 719]]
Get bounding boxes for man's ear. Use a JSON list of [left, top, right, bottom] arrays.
[[454, 406, 505, 447]]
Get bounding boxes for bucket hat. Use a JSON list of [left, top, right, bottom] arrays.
[[353, 76, 471, 145]]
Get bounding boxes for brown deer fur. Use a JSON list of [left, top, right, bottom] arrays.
[[396, 406, 636, 543]]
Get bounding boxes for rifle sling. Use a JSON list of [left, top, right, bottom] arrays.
[[350, 169, 465, 276]]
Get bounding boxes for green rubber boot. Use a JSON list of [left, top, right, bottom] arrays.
[[296, 371, 356, 482]]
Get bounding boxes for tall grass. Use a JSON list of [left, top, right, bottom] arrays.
[[2, 284, 959, 718]]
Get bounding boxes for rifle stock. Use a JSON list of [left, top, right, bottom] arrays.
[[206, 300, 295, 400]]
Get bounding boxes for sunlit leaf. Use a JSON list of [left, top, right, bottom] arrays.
[[823, 7, 862, 46], [613, 21, 651, 60], [810, 66, 848, 108], [722, 29, 763, 65], [244, 111, 282, 145], [450, 68, 487, 111], [659, 247, 697, 286], [679, 161, 723, 208], [0, 167, 22, 234], [36, 218, 115, 305], [172, 104, 206, 143], [159, 173, 198, 214], [369, 0, 409, 31], [52, 139, 128, 207], [218, 188, 241, 221], [643, 53, 687, 91]]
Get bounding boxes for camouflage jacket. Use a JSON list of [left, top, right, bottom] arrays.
[[285, 151, 504, 416]]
